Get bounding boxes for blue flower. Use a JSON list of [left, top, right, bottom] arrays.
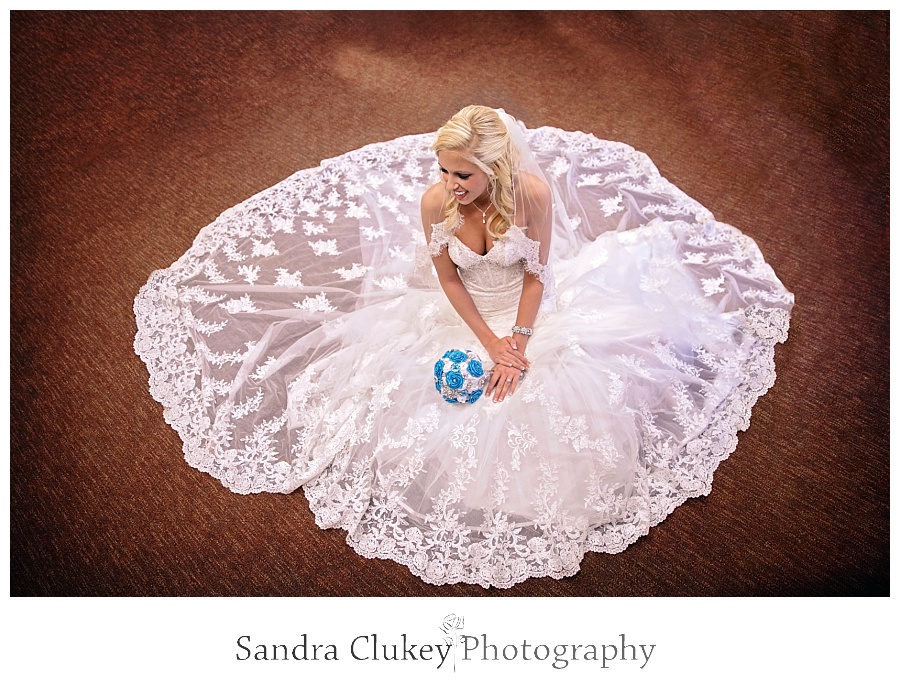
[[446, 371, 464, 389], [434, 359, 444, 378], [467, 389, 483, 403], [447, 350, 467, 363], [467, 359, 484, 377]]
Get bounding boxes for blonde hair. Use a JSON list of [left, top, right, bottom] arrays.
[[431, 105, 519, 239]]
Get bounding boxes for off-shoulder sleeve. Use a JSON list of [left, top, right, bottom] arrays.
[[414, 220, 454, 281], [518, 231, 552, 285], [428, 221, 453, 257]]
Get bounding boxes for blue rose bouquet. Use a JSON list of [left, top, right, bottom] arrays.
[[434, 349, 487, 404]]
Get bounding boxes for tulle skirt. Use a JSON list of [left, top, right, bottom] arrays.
[[134, 124, 793, 587]]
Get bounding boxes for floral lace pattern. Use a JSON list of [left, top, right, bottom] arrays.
[[134, 124, 793, 588]]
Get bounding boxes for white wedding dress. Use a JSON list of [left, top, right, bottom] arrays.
[[134, 122, 793, 588]]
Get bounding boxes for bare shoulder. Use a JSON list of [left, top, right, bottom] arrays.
[[517, 171, 552, 212], [518, 171, 551, 202], [420, 182, 447, 226]]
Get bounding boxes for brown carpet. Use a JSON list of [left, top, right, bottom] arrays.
[[11, 10, 888, 596]]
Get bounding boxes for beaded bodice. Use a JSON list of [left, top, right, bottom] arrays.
[[429, 220, 556, 320]]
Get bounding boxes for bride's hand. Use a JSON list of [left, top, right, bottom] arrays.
[[486, 336, 529, 371], [485, 363, 524, 403]]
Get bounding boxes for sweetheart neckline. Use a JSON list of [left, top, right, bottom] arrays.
[[452, 235, 500, 258], [448, 224, 530, 258]]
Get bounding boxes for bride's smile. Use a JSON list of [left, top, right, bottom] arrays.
[[438, 150, 489, 206]]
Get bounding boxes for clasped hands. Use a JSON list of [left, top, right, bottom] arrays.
[[485, 336, 529, 403]]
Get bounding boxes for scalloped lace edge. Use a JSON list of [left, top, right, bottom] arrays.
[[302, 305, 789, 588]]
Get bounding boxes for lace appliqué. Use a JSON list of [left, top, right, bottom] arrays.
[[134, 124, 793, 589]]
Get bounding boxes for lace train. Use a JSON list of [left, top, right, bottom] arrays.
[[134, 125, 793, 588]]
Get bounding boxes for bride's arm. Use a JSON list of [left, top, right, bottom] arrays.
[[511, 175, 553, 355], [421, 184, 528, 372], [512, 275, 543, 354]]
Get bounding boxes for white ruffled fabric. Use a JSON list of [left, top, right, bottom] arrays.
[[134, 124, 793, 588]]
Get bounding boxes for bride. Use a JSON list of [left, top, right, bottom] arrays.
[[134, 105, 793, 588], [421, 105, 552, 403]]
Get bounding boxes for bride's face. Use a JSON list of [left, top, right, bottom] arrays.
[[438, 150, 490, 205]]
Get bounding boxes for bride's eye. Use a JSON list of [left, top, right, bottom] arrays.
[[439, 167, 470, 181]]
